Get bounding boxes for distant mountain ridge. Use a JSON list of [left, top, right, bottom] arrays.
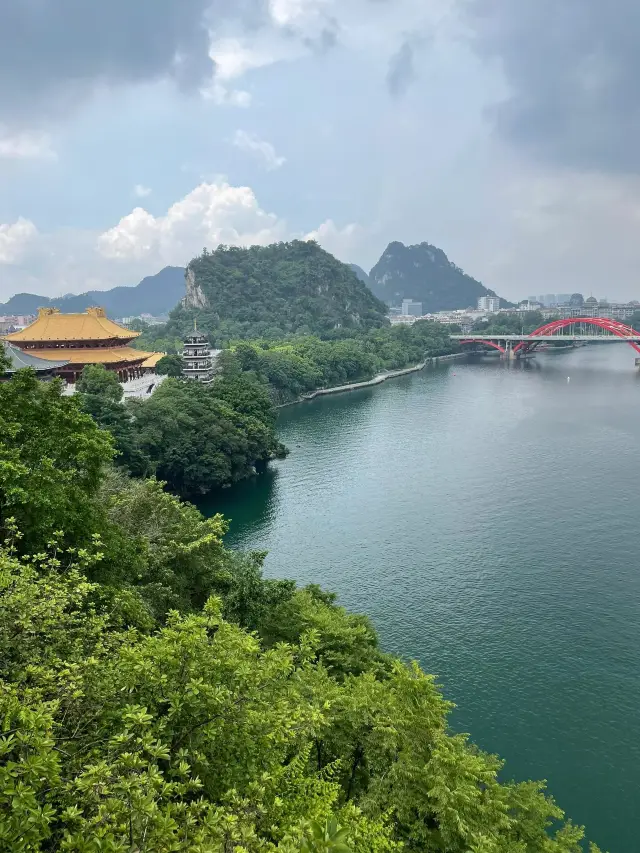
[[0, 266, 185, 318], [369, 241, 505, 312], [349, 264, 370, 287]]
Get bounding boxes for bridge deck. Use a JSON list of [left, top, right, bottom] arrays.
[[450, 334, 640, 342]]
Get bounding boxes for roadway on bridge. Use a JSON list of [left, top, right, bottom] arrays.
[[449, 334, 640, 342]]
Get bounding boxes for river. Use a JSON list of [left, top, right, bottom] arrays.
[[201, 345, 640, 853]]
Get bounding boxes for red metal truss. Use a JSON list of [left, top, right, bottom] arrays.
[[459, 339, 507, 354], [513, 318, 640, 354]]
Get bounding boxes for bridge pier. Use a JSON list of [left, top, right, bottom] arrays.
[[504, 341, 518, 360]]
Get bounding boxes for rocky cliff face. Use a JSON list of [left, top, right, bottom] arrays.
[[183, 266, 209, 310], [369, 241, 503, 312]]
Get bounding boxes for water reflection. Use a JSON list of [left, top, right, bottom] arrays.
[[208, 345, 640, 852]]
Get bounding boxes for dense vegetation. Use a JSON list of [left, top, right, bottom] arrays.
[[151, 241, 389, 344], [369, 242, 506, 311], [76, 365, 285, 498], [0, 266, 184, 318], [226, 321, 458, 404], [79, 320, 457, 496], [472, 312, 547, 336], [0, 366, 603, 852]]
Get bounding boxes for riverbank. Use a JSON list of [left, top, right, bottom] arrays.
[[275, 352, 466, 407], [300, 362, 426, 400]]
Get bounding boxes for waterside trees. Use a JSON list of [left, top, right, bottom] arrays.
[[0, 366, 604, 852]]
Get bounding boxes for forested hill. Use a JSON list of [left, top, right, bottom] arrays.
[[166, 240, 388, 341], [369, 241, 504, 311], [349, 263, 370, 286], [0, 266, 185, 317]]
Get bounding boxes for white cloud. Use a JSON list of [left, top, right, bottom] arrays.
[[232, 130, 286, 170], [268, 0, 331, 30], [210, 37, 288, 81], [97, 181, 289, 266], [0, 217, 38, 263], [466, 165, 640, 300], [0, 131, 56, 160], [304, 219, 369, 263], [133, 184, 152, 198], [202, 79, 252, 107], [0, 180, 376, 301]]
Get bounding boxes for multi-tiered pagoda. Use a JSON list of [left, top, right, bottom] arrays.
[[182, 326, 219, 383], [2, 306, 163, 386]]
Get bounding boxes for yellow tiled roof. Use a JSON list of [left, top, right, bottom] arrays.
[[141, 352, 165, 368], [25, 346, 152, 365], [3, 307, 139, 343]]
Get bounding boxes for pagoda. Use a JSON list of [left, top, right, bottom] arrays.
[[182, 324, 218, 383], [2, 307, 162, 385]]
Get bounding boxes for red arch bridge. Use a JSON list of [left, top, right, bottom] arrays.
[[450, 317, 640, 359]]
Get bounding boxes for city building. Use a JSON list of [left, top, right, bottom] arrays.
[[518, 300, 544, 312], [2, 307, 165, 397], [0, 314, 36, 335], [182, 327, 221, 383], [401, 298, 423, 317], [389, 314, 417, 326], [477, 296, 501, 312]]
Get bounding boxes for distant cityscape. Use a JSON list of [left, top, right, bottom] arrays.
[[389, 293, 640, 332]]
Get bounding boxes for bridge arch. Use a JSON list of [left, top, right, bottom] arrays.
[[513, 317, 640, 354], [459, 339, 506, 354]]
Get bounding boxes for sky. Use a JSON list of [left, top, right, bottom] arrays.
[[1, 0, 640, 303]]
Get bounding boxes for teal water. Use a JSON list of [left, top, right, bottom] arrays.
[[202, 346, 640, 852]]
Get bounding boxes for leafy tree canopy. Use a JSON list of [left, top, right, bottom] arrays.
[[0, 365, 605, 852], [156, 353, 184, 376], [159, 241, 389, 345], [0, 370, 114, 553]]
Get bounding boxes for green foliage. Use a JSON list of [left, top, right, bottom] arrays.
[[131, 377, 283, 497], [155, 353, 184, 376], [0, 343, 10, 374], [164, 240, 389, 343], [132, 327, 183, 354], [227, 322, 457, 403], [97, 469, 235, 617], [0, 542, 598, 852], [0, 341, 605, 852], [0, 370, 114, 553], [473, 312, 547, 336], [74, 365, 283, 498], [76, 365, 151, 476]]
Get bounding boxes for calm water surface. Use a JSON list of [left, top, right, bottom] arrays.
[[202, 346, 640, 852]]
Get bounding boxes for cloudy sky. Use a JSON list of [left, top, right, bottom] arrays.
[[1, 0, 639, 302]]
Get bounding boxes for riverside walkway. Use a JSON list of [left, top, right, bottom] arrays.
[[300, 362, 427, 400]]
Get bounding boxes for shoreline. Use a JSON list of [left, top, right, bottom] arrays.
[[277, 351, 465, 407]]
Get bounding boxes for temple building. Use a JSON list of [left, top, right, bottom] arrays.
[[2, 307, 165, 396], [1, 341, 70, 382]]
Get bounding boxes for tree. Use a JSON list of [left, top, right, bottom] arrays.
[[156, 240, 389, 344], [0, 342, 606, 853], [76, 365, 151, 476], [156, 353, 183, 376], [131, 378, 281, 497], [98, 469, 234, 616], [0, 343, 10, 375], [0, 370, 114, 553], [0, 542, 600, 852]]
